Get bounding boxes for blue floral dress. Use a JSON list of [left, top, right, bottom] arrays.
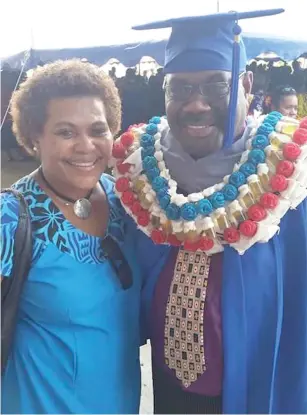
[[1, 174, 163, 414]]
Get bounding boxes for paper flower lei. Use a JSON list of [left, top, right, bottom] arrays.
[[111, 114, 307, 255]]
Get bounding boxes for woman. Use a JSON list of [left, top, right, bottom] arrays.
[[271, 85, 298, 118], [1, 59, 165, 414]]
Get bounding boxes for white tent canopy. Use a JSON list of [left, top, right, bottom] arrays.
[[1, 0, 306, 59]]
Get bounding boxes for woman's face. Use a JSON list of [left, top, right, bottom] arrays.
[[277, 95, 298, 118], [36, 96, 113, 191]]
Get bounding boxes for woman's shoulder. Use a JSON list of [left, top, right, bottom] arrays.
[[11, 174, 40, 194], [100, 174, 118, 208], [100, 172, 115, 187], [1, 190, 20, 222], [100, 173, 129, 244], [100, 173, 124, 213], [1, 174, 35, 220], [1, 176, 34, 277]]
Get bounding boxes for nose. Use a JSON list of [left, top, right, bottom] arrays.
[[183, 95, 212, 113], [290, 109, 297, 118], [75, 134, 96, 153]]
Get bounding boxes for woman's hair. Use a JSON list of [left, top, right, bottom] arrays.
[[271, 85, 297, 108], [10, 59, 121, 155]]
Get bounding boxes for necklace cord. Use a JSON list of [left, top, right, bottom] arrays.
[[38, 167, 93, 203]]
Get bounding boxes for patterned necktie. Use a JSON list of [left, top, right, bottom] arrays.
[[164, 248, 211, 388]]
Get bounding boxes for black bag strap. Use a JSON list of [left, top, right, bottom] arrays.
[[1, 188, 33, 375], [101, 235, 133, 290]]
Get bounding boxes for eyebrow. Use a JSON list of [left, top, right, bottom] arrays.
[[91, 121, 108, 128], [206, 73, 228, 83], [169, 73, 229, 85], [54, 122, 75, 128], [54, 121, 108, 128]]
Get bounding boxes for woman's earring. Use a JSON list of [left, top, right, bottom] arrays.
[[33, 146, 37, 152]]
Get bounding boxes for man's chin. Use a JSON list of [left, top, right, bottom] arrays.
[[178, 128, 224, 158]]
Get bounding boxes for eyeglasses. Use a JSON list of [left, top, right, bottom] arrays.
[[101, 235, 132, 290], [163, 73, 245, 103]]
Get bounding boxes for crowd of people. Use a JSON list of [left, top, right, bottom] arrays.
[[111, 59, 307, 130], [1, 56, 307, 161], [246, 58, 307, 95], [111, 67, 166, 131]]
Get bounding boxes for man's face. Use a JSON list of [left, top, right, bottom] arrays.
[[165, 70, 252, 158]]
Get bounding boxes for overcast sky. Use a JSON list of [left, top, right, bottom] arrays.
[[1, 0, 305, 58]]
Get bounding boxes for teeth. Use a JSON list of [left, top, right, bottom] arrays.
[[70, 162, 96, 167]]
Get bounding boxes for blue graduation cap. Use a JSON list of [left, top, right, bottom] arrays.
[[133, 9, 284, 148]]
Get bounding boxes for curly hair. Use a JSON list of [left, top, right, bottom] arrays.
[[10, 59, 121, 155]]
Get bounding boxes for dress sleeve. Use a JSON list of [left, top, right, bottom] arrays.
[[1, 192, 20, 277]]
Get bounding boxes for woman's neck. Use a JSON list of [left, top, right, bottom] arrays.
[[35, 168, 97, 202]]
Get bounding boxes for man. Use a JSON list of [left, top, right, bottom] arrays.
[[112, 9, 307, 414]]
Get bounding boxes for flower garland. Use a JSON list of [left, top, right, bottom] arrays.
[[111, 114, 307, 255]]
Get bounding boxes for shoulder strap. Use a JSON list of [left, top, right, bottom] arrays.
[[1, 188, 33, 375]]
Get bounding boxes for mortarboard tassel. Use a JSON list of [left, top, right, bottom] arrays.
[[223, 21, 242, 149]]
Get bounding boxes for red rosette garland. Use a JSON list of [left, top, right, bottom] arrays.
[[270, 174, 288, 192], [120, 132, 134, 148], [239, 220, 258, 237], [283, 142, 301, 161], [276, 160, 294, 178], [198, 237, 215, 251], [131, 201, 142, 216], [247, 204, 267, 221], [137, 210, 150, 227], [260, 192, 279, 209], [115, 177, 130, 192], [117, 162, 132, 175], [293, 128, 307, 146], [184, 240, 199, 252], [167, 234, 182, 246], [223, 227, 240, 243], [151, 229, 167, 244], [121, 190, 135, 206], [112, 142, 126, 159], [184, 237, 214, 251]]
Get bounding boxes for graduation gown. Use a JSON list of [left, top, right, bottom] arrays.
[[141, 199, 307, 414]]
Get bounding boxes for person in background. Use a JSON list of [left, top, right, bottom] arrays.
[[271, 85, 298, 118], [1, 59, 166, 414], [248, 89, 265, 118], [1, 67, 29, 161], [109, 66, 117, 80]]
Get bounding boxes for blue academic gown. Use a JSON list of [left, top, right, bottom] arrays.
[[141, 199, 307, 414]]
